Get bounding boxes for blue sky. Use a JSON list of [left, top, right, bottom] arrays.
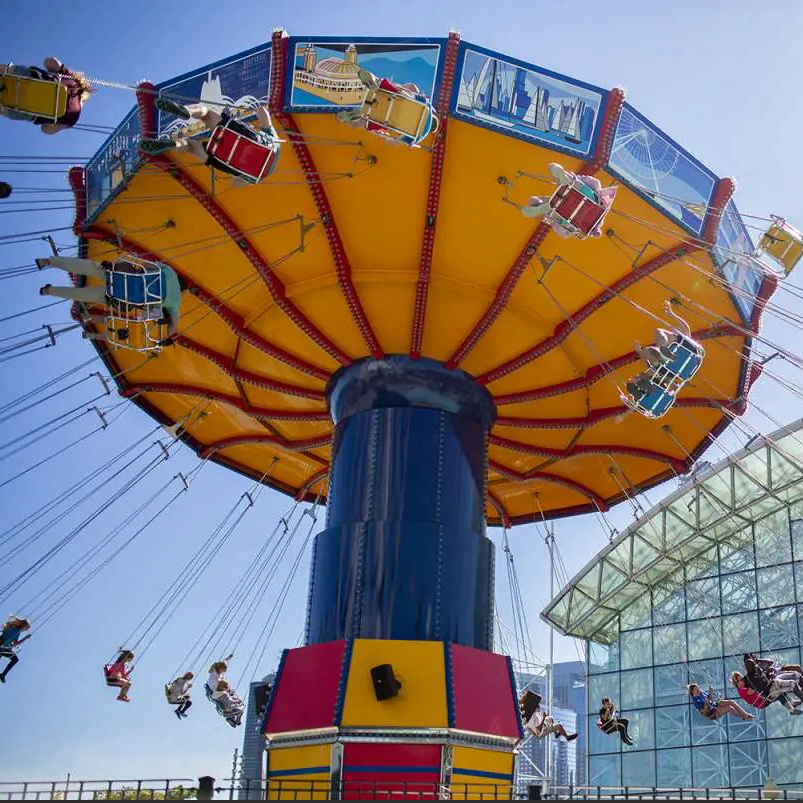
[[2, 0, 803, 786]]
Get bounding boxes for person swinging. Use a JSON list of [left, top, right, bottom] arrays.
[[36, 255, 184, 347], [519, 690, 578, 741], [104, 649, 134, 702], [687, 683, 753, 721], [166, 672, 195, 719], [0, 57, 92, 134], [140, 98, 280, 187], [598, 697, 634, 745], [0, 616, 31, 684], [520, 162, 617, 239]]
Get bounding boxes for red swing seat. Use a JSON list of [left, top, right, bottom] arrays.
[[547, 182, 607, 238], [103, 665, 127, 687], [205, 117, 279, 184]]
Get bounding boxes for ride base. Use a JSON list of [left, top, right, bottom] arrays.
[[262, 638, 520, 799], [260, 358, 521, 799]]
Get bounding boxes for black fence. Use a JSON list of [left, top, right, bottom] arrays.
[[0, 778, 801, 800]]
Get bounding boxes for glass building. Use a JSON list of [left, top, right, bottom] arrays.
[[542, 422, 803, 791]]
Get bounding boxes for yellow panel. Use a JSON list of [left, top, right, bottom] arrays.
[[341, 639, 447, 728], [450, 745, 514, 801], [83, 91, 758, 524], [267, 743, 331, 801]]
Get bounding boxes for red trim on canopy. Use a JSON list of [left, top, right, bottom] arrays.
[[410, 30, 461, 359]]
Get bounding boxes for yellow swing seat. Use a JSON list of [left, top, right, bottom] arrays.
[[758, 215, 803, 275], [362, 86, 434, 144], [103, 314, 167, 353], [0, 69, 68, 122]]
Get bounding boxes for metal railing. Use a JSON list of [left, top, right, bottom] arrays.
[[1, 778, 801, 800]]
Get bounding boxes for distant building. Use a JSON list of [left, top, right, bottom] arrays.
[[543, 422, 803, 792], [239, 674, 274, 800]]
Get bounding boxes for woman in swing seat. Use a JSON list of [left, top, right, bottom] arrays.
[[688, 683, 753, 721], [0, 57, 92, 133], [0, 616, 31, 683], [105, 649, 134, 702], [520, 691, 578, 740], [166, 671, 195, 719], [520, 162, 617, 239]]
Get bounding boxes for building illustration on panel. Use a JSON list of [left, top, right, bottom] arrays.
[[293, 43, 366, 105], [456, 52, 596, 147]]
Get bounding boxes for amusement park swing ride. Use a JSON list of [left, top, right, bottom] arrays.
[[2, 25, 803, 798]]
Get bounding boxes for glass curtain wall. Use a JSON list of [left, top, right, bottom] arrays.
[[587, 504, 803, 790]]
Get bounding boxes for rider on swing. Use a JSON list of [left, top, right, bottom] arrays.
[[0, 57, 92, 134], [140, 98, 279, 187]]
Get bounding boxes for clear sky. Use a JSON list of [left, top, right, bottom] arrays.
[[2, 0, 803, 787]]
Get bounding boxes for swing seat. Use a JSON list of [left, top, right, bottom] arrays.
[[0, 69, 67, 122], [621, 337, 705, 419], [105, 260, 163, 308], [164, 684, 188, 705], [758, 215, 803, 275], [360, 83, 436, 147], [206, 117, 279, 184], [103, 314, 166, 353], [0, 646, 15, 659], [103, 258, 166, 352], [546, 180, 607, 239], [104, 666, 127, 687]]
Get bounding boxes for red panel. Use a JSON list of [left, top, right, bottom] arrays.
[[342, 744, 441, 801], [263, 641, 346, 733], [449, 644, 519, 738]]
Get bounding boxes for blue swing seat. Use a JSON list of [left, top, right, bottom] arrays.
[[622, 337, 705, 419]]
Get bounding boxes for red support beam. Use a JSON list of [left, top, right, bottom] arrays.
[[200, 432, 331, 459], [588, 87, 626, 169], [120, 383, 328, 422], [136, 81, 156, 140], [492, 324, 741, 405], [296, 466, 330, 501], [174, 335, 325, 400], [488, 458, 609, 510], [68, 166, 87, 234], [478, 242, 699, 385], [701, 177, 736, 246], [486, 491, 511, 528], [489, 433, 686, 473], [268, 30, 382, 358], [410, 30, 461, 358], [446, 87, 626, 370], [140, 150, 351, 365], [82, 227, 332, 381]]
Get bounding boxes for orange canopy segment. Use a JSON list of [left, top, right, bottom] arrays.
[[72, 31, 773, 526]]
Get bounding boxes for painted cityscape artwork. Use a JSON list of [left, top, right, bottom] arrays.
[[714, 200, 761, 323], [156, 48, 272, 136], [608, 105, 716, 236], [290, 41, 440, 109], [454, 47, 603, 156]]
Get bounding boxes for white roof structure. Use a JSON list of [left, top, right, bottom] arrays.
[[541, 420, 803, 644]]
